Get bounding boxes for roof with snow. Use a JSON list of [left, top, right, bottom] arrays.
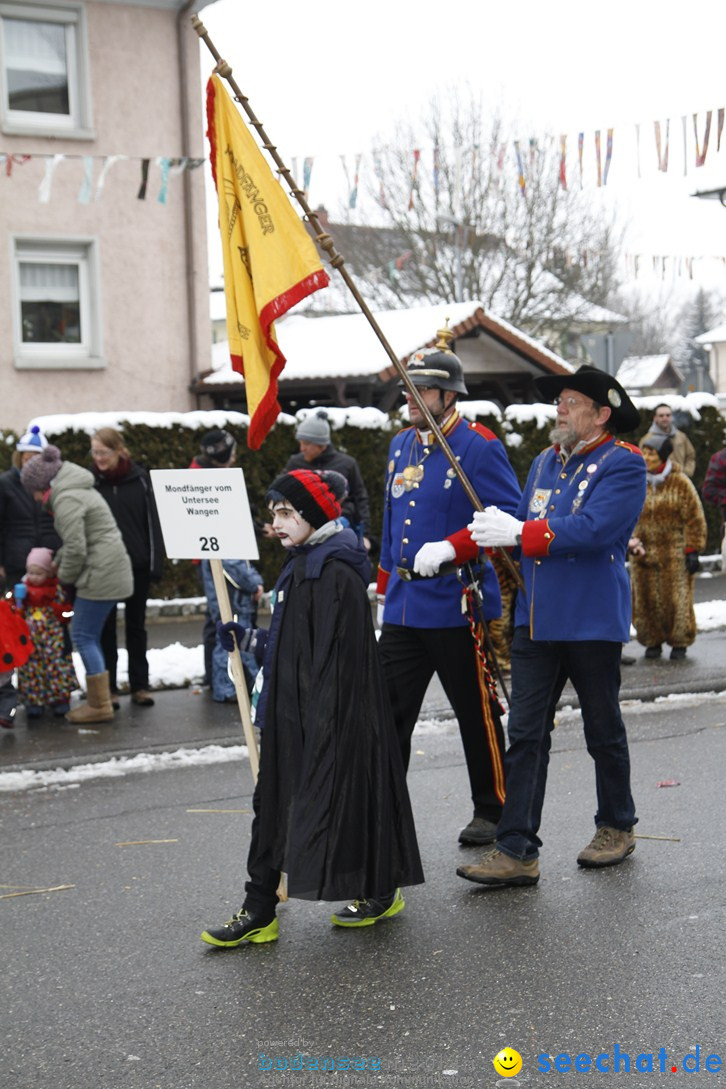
[[694, 324, 726, 344], [201, 301, 573, 388], [617, 354, 683, 391]]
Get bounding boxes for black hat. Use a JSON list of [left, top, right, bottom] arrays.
[[534, 365, 640, 433], [200, 429, 235, 464]]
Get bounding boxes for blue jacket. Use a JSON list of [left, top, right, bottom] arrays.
[[515, 434, 646, 642], [378, 413, 522, 627]]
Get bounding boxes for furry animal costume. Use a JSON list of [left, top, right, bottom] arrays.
[[630, 462, 706, 648]]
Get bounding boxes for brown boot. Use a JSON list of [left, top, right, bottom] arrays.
[[577, 826, 635, 868], [457, 849, 539, 887], [67, 671, 115, 724]]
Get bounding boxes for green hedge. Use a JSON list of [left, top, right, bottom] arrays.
[[2, 403, 724, 596]]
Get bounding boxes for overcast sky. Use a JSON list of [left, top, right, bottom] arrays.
[[198, 0, 726, 286]]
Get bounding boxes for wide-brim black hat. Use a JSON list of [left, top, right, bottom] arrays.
[[534, 365, 641, 434]]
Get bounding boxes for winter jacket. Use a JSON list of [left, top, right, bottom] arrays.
[[0, 467, 61, 583], [47, 462, 133, 601], [92, 459, 164, 578]]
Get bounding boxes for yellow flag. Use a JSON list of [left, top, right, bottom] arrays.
[[206, 75, 329, 449]]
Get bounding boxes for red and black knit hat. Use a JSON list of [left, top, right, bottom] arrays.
[[265, 469, 343, 529]]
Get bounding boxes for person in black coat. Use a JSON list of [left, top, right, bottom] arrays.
[[200, 469, 423, 948], [90, 428, 164, 707], [0, 425, 62, 728]]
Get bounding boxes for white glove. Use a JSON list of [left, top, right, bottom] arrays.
[[468, 506, 524, 548], [413, 540, 456, 577], [376, 596, 385, 628]]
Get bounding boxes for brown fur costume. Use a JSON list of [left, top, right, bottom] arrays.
[[630, 463, 706, 648]]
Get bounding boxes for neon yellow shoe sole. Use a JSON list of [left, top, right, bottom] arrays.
[[200, 916, 279, 947], [330, 889, 405, 927]]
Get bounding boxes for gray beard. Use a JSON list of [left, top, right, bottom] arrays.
[[549, 423, 578, 449]]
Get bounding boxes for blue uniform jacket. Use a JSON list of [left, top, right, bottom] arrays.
[[515, 434, 646, 642], [378, 413, 522, 627]]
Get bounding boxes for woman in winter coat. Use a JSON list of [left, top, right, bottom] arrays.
[[630, 434, 707, 660], [21, 446, 133, 723], [90, 428, 164, 707]]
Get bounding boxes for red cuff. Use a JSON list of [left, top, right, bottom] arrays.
[[446, 527, 479, 564], [521, 519, 556, 557], [376, 566, 390, 595]]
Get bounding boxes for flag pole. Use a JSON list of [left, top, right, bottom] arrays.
[[191, 15, 523, 591]]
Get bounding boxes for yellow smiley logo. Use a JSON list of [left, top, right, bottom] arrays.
[[492, 1047, 523, 1077]]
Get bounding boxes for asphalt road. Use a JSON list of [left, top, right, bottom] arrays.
[[2, 693, 724, 1089]]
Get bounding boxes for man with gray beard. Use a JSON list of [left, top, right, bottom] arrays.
[[456, 366, 647, 888]]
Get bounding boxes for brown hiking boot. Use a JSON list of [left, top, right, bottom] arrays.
[[456, 849, 539, 888], [577, 826, 635, 868]]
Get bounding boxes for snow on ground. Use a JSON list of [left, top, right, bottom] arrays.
[[0, 744, 247, 794]]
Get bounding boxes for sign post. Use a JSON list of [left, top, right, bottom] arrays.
[[150, 469, 260, 781]]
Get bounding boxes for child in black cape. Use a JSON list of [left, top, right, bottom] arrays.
[[201, 469, 423, 947]]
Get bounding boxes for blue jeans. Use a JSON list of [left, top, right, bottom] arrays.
[[71, 597, 117, 677], [496, 627, 636, 861]]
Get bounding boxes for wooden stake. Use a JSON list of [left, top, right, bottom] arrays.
[[209, 558, 260, 782]]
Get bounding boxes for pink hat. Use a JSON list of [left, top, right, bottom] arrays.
[[26, 547, 55, 574]]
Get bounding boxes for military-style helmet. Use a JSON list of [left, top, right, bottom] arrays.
[[403, 322, 468, 395]]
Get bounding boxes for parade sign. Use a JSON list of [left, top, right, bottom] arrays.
[[150, 469, 258, 560]]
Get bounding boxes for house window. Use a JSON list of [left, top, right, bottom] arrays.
[[12, 238, 104, 369], [0, 3, 92, 137]]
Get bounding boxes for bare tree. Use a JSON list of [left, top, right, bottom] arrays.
[[338, 91, 623, 345]]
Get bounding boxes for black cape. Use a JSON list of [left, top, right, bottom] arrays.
[[257, 528, 423, 901]]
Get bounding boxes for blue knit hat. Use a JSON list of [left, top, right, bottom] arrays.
[[16, 425, 48, 454]]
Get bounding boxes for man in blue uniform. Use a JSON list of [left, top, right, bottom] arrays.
[[377, 330, 522, 846], [457, 365, 646, 888]]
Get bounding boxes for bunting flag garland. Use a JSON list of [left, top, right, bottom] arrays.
[[433, 141, 441, 202], [577, 132, 584, 188], [95, 154, 127, 200], [693, 110, 712, 167], [137, 158, 150, 200], [156, 157, 172, 203], [682, 115, 688, 175], [594, 130, 602, 187], [2, 152, 30, 175], [603, 128, 614, 185], [654, 120, 669, 172], [408, 148, 420, 211], [77, 155, 94, 204], [718, 108, 725, 152], [558, 134, 567, 190], [302, 156, 314, 199], [348, 152, 362, 209], [513, 140, 526, 196], [205, 73, 329, 449], [38, 154, 65, 203], [372, 150, 386, 207], [529, 137, 538, 169]]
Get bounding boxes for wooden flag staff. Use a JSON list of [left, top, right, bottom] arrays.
[[191, 16, 523, 592]]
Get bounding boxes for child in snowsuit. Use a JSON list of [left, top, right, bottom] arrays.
[[200, 469, 423, 947], [16, 547, 78, 717]]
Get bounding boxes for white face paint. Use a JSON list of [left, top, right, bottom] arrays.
[[269, 501, 314, 548]]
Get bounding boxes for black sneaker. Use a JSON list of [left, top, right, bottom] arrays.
[[200, 909, 278, 947], [330, 889, 404, 927], [458, 815, 498, 846]]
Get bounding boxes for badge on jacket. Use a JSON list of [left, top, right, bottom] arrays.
[[530, 488, 551, 515]]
